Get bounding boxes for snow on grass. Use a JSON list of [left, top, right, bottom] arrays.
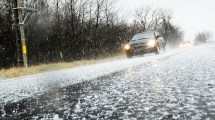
[[0, 55, 125, 79]]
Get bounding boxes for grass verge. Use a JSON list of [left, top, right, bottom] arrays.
[[0, 54, 125, 80]]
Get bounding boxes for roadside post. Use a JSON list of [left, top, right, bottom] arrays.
[[13, 0, 37, 68]]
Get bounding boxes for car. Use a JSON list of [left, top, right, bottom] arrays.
[[124, 31, 166, 58], [179, 41, 192, 48]]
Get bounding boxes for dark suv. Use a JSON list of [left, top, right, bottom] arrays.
[[124, 31, 166, 58]]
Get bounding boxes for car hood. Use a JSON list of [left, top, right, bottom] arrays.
[[129, 39, 150, 46]]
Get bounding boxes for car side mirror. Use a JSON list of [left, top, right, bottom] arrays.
[[156, 35, 161, 39]]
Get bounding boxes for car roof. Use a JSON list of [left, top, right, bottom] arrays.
[[181, 41, 191, 44], [134, 31, 156, 35], [141, 31, 156, 34]]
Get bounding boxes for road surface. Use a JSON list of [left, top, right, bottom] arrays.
[[0, 46, 215, 119]]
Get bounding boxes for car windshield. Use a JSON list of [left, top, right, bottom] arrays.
[[182, 41, 191, 44], [131, 32, 154, 41]]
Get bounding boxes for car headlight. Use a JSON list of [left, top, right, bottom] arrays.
[[124, 44, 131, 50], [179, 44, 184, 48], [147, 39, 156, 47]]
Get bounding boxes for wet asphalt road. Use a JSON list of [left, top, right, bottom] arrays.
[[1, 46, 215, 120]]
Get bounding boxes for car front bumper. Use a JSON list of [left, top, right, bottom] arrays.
[[126, 45, 157, 55]]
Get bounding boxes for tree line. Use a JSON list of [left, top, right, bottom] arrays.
[[194, 31, 213, 45], [0, 0, 183, 68]]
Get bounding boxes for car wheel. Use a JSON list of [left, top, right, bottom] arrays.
[[126, 53, 133, 58], [155, 45, 160, 55], [163, 45, 166, 51]]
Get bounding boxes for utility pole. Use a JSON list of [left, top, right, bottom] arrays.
[[13, 0, 37, 68], [17, 0, 28, 68], [13, 0, 22, 67]]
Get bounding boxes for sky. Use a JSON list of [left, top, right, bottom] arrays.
[[116, 0, 215, 41]]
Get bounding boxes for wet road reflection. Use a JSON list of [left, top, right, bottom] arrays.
[[1, 47, 215, 119]]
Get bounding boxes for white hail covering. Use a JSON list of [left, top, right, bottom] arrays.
[[0, 46, 214, 104]]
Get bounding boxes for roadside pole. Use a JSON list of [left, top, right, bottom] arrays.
[[17, 0, 28, 68], [13, 0, 37, 68]]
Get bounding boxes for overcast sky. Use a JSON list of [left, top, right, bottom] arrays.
[[117, 0, 215, 41]]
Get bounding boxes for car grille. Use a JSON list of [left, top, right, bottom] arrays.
[[131, 43, 146, 49], [131, 44, 147, 53]]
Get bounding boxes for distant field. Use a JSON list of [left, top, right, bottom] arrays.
[[0, 54, 125, 80]]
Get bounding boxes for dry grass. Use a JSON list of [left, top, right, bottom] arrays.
[[0, 54, 125, 79]]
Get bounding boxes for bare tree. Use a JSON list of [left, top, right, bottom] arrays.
[[0, 0, 17, 68], [132, 7, 183, 46], [134, 6, 163, 32], [195, 31, 213, 45]]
